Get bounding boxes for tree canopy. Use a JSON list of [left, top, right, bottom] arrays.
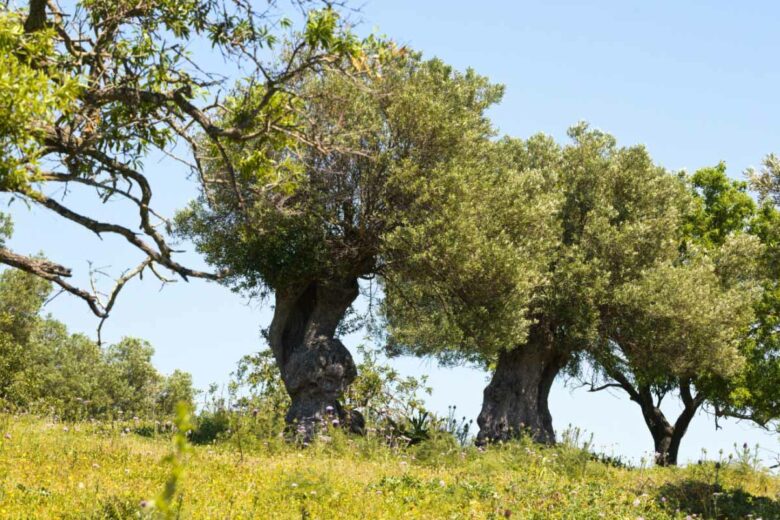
[[0, 0, 361, 324]]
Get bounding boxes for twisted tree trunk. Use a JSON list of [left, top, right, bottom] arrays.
[[477, 325, 568, 445], [267, 277, 364, 438]]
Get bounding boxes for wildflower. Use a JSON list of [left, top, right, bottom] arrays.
[[252, 408, 259, 417], [291, 482, 298, 488], [438, 480, 446, 487], [140, 500, 150, 509], [503, 510, 512, 518], [77, 482, 85, 490], [325, 405, 335, 413], [331, 419, 340, 427], [63, 426, 69, 432], [92, 463, 100, 469], [3, 433, 10, 440], [399, 461, 408, 468], [632, 498, 641, 507]]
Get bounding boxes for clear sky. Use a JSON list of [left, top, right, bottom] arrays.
[[5, 0, 780, 466]]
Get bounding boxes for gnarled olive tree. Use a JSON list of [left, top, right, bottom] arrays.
[[176, 51, 506, 434], [385, 124, 696, 445]]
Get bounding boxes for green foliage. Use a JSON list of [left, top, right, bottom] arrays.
[[0, 268, 52, 399], [0, 267, 195, 420], [157, 370, 197, 418], [177, 49, 505, 302], [102, 338, 163, 417], [685, 163, 757, 248], [382, 136, 559, 363], [190, 345, 433, 445], [747, 154, 780, 206], [1, 414, 779, 518], [713, 157, 780, 425], [0, 10, 79, 191], [387, 123, 693, 374]]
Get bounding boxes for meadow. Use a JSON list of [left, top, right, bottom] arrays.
[[0, 414, 778, 519]]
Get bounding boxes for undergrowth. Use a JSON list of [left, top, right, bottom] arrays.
[[0, 414, 777, 519]]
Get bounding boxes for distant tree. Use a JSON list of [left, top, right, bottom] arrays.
[[10, 319, 109, 419], [584, 163, 774, 465], [177, 50, 508, 435], [0, 267, 51, 400], [157, 369, 197, 416], [101, 337, 163, 416], [0, 259, 194, 419]]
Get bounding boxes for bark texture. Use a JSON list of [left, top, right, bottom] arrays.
[[267, 277, 363, 438], [477, 325, 568, 445]]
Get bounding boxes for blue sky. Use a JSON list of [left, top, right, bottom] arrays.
[[6, 0, 780, 465]]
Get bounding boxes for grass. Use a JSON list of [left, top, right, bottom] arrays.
[[0, 415, 778, 519]]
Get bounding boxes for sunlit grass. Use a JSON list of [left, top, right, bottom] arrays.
[[0, 415, 777, 519]]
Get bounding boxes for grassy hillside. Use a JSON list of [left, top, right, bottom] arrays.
[[0, 415, 778, 519]]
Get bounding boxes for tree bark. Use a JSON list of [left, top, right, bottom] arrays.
[[634, 383, 701, 467], [267, 277, 363, 438], [476, 325, 568, 445], [24, 0, 47, 33]]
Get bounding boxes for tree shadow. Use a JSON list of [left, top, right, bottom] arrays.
[[657, 479, 780, 519]]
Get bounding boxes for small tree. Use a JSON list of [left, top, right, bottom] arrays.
[[157, 370, 197, 417], [102, 337, 163, 417], [584, 163, 772, 465]]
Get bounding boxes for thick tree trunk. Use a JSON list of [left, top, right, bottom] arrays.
[[267, 277, 363, 438], [476, 325, 568, 445]]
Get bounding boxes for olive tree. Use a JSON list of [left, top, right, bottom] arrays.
[[176, 51, 507, 434], [385, 124, 696, 445]]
